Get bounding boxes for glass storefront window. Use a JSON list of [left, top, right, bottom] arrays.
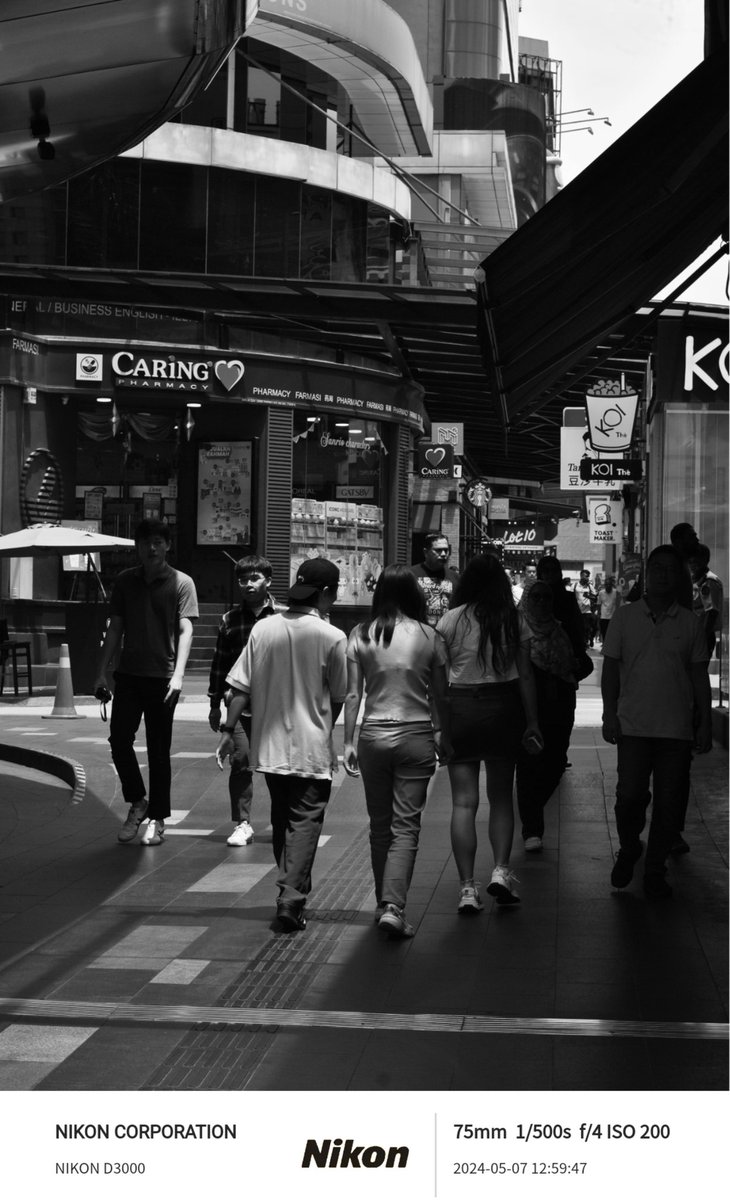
[[68, 159, 140, 269], [139, 162, 206, 272], [291, 414, 386, 605], [1, 160, 395, 284], [653, 404, 729, 702], [254, 176, 301, 277], [208, 168, 255, 275], [301, 187, 332, 280]]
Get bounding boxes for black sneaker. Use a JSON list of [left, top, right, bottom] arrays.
[[276, 901, 307, 932], [643, 873, 673, 899], [610, 843, 643, 888]]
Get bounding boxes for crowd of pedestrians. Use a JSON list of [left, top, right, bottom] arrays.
[[95, 519, 719, 936]]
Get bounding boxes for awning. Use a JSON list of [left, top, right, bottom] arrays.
[[476, 49, 729, 425]]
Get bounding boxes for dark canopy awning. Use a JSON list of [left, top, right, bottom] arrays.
[[476, 49, 729, 425]]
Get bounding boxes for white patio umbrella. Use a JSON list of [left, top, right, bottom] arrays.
[[0, 524, 136, 599], [0, 524, 135, 556]]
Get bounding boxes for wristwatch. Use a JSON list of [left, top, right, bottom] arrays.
[[219, 723, 236, 734]]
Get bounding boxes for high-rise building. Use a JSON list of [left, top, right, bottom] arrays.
[[0, 0, 558, 627]]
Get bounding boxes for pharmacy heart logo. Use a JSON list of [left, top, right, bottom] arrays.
[[214, 359, 245, 392], [425, 447, 446, 466]]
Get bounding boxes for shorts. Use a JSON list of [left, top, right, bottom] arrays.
[[447, 680, 525, 763]]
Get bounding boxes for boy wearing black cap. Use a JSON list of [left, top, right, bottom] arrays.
[[216, 558, 347, 931]]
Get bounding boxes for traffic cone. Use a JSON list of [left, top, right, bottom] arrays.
[[42, 643, 85, 719]]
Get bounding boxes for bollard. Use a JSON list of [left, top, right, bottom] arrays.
[[42, 642, 85, 719]]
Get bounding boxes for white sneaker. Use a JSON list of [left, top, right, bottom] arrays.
[[487, 866, 520, 905], [378, 903, 415, 938], [374, 904, 385, 924], [524, 836, 543, 852], [227, 821, 254, 847], [140, 820, 165, 846], [117, 802, 148, 843], [457, 883, 484, 914]]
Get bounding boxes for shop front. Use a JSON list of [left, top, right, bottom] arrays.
[[0, 311, 424, 650], [647, 311, 729, 710]]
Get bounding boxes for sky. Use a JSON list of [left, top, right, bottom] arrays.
[[520, 0, 728, 306]]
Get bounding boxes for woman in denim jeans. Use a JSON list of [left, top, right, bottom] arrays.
[[437, 554, 541, 911], [343, 566, 450, 938]]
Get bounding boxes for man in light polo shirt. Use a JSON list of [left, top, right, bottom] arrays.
[[216, 558, 347, 932], [94, 519, 198, 847], [601, 544, 711, 899]]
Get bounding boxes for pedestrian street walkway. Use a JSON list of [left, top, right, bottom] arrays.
[[0, 660, 726, 1092]]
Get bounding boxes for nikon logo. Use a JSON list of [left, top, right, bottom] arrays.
[[302, 1138, 409, 1168]]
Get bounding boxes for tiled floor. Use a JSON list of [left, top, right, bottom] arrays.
[[0, 670, 727, 1092]]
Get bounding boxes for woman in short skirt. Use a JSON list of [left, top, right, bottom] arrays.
[[437, 554, 541, 909]]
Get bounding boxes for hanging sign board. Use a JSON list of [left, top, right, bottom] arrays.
[[560, 425, 623, 491], [584, 380, 639, 451], [416, 443, 454, 478], [588, 497, 623, 544], [430, 422, 464, 456]]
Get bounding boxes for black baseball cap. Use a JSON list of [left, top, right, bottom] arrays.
[[289, 558, 340, 603]]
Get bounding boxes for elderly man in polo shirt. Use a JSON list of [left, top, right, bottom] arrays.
[[216, 558, 347, 932], [94, 519, 198, 847], [601, 544, 711, 899]]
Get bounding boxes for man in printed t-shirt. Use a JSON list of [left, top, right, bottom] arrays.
[[409, 533, 460, 625]]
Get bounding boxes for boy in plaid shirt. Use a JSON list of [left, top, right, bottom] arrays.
[[208, 555, 281, 845]]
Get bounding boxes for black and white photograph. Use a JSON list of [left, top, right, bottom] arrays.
[[0, 1, 727, 1195]]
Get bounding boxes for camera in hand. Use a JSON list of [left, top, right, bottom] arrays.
[[95, 685, 112, 703]]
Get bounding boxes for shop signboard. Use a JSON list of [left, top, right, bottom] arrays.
[[489, 497, 510, 519], [656, 315, 730, 402], [415, 443, 454, 478], [583, 378, 639, 452], [560, 423, 623, 491], [579, 458, 642, 482], [197, 441, 252, 546], [430, 422, 464, 456], [588, 496, 622, 544], [3, 334, 426, 433], [490, 520, 542, 552]]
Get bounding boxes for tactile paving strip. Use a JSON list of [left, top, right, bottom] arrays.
[[143, 827, 375, 1088]]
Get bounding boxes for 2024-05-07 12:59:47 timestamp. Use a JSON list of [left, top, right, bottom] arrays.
[[453, 1162, 587, 1175]]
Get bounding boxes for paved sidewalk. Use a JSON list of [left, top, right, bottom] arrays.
[[0, 666, 727, 1092]]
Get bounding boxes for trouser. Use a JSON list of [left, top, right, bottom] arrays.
[[581, 613, 596, 646], [109, 672, 177, 820], [614, 736, 693, 873], [227, 719, 254, 823], [264, 773, 332, 904], [516, 678, 576, 840], [357, 722, 436, 910]]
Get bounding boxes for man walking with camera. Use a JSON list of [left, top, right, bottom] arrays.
[[94, 519, 198, 847]]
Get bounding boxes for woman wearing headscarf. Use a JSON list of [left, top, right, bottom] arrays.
[[515, 577, 580, 852], [436, 554, 542, 910], [343, 565, 450, 938]]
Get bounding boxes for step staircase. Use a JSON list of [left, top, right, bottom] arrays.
[[187, 601, 225, 673]]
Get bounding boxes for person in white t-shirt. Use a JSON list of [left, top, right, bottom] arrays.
[[343, 565, 450, 939], [597, 575, 621, 644], [216, 558, 347, 933]]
